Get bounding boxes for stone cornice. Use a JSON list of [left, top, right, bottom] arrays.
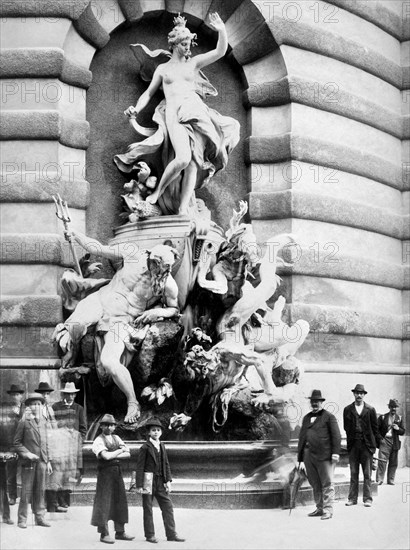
[[0, 110, 89, 149], [249, 190, 409, 240], [0, 174, 90, 209], [0, 48, 92, 89], [245, 134, 405, 190], [244, 75, 408, 140], [275, 248, 408, 290]]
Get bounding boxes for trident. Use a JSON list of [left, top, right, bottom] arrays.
[[52, 194, 82, 275]]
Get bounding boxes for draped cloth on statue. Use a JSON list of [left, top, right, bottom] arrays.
[[113, 44, 240, 214]]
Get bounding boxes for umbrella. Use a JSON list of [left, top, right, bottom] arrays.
[[283, 464, 308, 514]]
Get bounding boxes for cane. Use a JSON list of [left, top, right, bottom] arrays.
[[52, 194, 82, 275]]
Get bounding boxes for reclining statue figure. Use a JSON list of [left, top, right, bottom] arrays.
[[53, 230, 179, 424]]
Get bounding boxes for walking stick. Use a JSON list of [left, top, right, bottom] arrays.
[[52, 194, 82, 275]]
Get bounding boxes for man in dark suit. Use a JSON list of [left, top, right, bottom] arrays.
[[4, 383, 25, 506], [13, 393, 52, 528], [343, 383, 380, 507], [298, 389, 341, 520], [376, 398, 405, 485], [52, 382, 87, 509]]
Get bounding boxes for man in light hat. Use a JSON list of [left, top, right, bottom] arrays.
[[376, 399, 405, 485], [3, 383, 25, 506], [91, 414, 134, 544], [53, 232, 179, 425], [297, 390, 341, 520], [52, 382, 87, 509], [12, 393, 52, 528], [343, 383, 380, 507]]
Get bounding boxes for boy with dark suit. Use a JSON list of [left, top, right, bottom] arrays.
[[343, 383, 380, 507], [298, 390, 341, 520], [135, 418, 185, 543], [376, 399, 405, 485]]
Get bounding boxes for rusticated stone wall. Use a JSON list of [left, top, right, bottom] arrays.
[[0, 1, 408, 456]]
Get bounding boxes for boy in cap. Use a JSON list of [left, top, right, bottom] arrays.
[[376, 399, 405, 485], [343, 384, 380, 507], [91, 414, 134, 544], [298, 390, 341, 520], [13, 393, 52, 528], [135, 417, 185, 543]]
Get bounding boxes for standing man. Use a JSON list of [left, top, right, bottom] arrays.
[[4, 384, 25, 506], [52, 382, 87, 509], [35, 382, 57, 425], [376, 399, 405, 485], [297, 390, 341, 520], [343, 383, 380, 507], [13, 393, 52, 528]]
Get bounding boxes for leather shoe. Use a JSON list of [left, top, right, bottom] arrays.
[[56, 506, 68, 513], [377, 481, 383, 485], [387, 481, 395, 485], [146, 537, 159, 543], [364, 501, 372, 507], [167, 536, 186, 542], [307, 509, 323, 517], [321, 512, 333, 520], [8, 498, 16, 506], [115, 533, 135, 541], [100, 535, 115, 544], [3, 518, 14, 525], [18, 522, 27, 529], [35, 518, 51, 527], [345, 501, 357, 506]]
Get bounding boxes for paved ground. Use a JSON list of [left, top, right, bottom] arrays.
[[1, 468, 409, 550]]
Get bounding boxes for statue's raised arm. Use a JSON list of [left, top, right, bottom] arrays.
[[114, 13, 240, 216]]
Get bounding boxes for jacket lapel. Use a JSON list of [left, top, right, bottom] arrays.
[[148, 441, 159, 464]]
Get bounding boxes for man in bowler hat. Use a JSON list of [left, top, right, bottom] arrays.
[[343, 383, 380, 507], [376, 399, 405, 485], [298, 390, 341, 520], [13, 393, 52, 528]]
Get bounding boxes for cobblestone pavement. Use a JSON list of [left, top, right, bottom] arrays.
[[1, 468, 409, 550]]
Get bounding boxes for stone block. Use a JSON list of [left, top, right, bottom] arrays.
[[0, 0, 90, 20], [90, 0, 126, 34], [73, 2, 110, 49], [249, 105, 290, 136], [0, 327, 58, 359], [0, 264, 61, 295], [63, 24, 97, 70], [0, 18, 72, 49], [0, 203, 85, 235], [225, 1, 266, 48], [0, 295, 62, 325]]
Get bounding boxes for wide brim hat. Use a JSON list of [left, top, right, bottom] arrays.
[[307, 389, 325, 401], [351, 384, 367, 394], [7, 384, 25, 394], [25, 392, 45, 405], [144, 417, 163, 430], [99, 414, 116, 425], [388, 399, 399, 408], [60, 382, 80, 393], [35, 381, 54, 393]]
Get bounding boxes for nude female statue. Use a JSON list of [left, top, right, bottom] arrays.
[[119, 13, 240, 215]]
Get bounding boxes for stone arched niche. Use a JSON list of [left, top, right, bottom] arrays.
[[86, 12, 248, 244]]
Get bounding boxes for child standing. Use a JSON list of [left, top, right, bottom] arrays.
[[91, 414, 134, 544], [135, 418, 185, 543]]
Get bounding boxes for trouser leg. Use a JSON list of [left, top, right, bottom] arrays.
[[360, 445, 373, 503], [32, 461, 46, 520], [376, 439, 390, 482], [316, 460, 335, 514], [387, 449, 398, 483], [155, 480, 176, 538], [142, 493, 155, 538], [18, 465, 33, 524], [0, 465, 11, 520], [6, 459, 18, 500], [304, 449, 323, 511], [348, 442, 360, 503], [98, 522, 109, 536]]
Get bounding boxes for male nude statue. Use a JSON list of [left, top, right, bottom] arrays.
[[53, 230, 179, 423]]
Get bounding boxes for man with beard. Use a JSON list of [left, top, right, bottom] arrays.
[[53, 230, 179, 424]]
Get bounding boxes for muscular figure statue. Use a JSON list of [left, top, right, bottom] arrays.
[[53, 231, 179, 424]]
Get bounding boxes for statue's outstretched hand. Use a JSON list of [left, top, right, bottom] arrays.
[[208, 12, 225, 32]]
